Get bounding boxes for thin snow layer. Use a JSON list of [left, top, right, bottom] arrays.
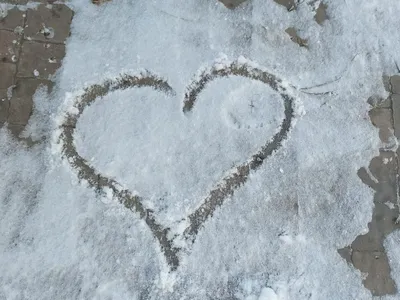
[[75, 78, 285, 224], [20, 85, 53, 141], [1, 0, 400, 299], [1, 65, 159, 300], [0, 130, 159, 300]]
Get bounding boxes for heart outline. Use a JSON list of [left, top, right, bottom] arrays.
[[58, 58, 295, 271]]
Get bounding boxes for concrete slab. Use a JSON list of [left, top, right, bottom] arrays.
[[0, 4, 71, 138], [338, 74, 400, 296], [273, 0, 296, 11], [340, 150, 399, 295], [314, 2, 328, 25], [7, 123, 25, 136], [285, 27, 308, 48], [8, 78, 52, 125], [0, 7, 24, 31], [369, 108, 393, 143], [0, 30, 20, 63], [392, 94, 400, 139], [0, 62, 16, 89], [391, 75, 400, 94], [0, 89, 10, 123], [24, 4, 73, 44], [383, 75, 391, 92], [218, 0, 248, 9], [17, 41, 65, 79], [352, 250, 397, 296], [368, 94, 391, 108], [379, 97, 392, 108]]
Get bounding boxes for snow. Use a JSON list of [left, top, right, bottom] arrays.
[[73, 74, 286, 225], [1, 0, 400, 299], [0, 4, 8, 19]]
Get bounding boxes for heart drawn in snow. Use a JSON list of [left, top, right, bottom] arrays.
[[58, 57, 295, 271]]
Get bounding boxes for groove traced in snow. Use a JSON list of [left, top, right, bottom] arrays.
[[57, 58, 296, 270]]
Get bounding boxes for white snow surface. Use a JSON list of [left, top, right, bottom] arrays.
[[74, 77, 285, 224], [1, 0, 400, 299]]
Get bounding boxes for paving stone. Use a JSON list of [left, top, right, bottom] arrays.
[[369, 152, 397, 203], [273, 0, 296, 11], [25, 4, 73, 44], [285, 27, 308, 48], [337, 246, 352, 263], [0, 89, 10, 123], [314, 2, 328, 25], [0, 7, 24, 31], [352, 250, 386, 273], [349, 208, 394, 253], [0, 62, 16, 89], [218, 0, 249, 8], [351, 233, 384, 252], [17, 41, 65, 79], [371, 203, 399, 235], [379, 97, 392, 108], [352, 251, 397, 296], [0, 30, 20, 63], [383, 75, 391, 93], [392, 94, 400, 139], [369, 108, 393, 131], [7, 123, 25, 137], [339, 147, 400, 295], [368, 108, 393, 143], [8, 78, 52, 125], [390, 75, 400, 94], [367, 95, 391, 108], [366, 75, 392, 108]]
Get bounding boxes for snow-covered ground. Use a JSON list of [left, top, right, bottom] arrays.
[[1, 0, 400, 299]]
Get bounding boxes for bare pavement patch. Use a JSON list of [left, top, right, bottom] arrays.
[[338, 75, 400, 296]]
